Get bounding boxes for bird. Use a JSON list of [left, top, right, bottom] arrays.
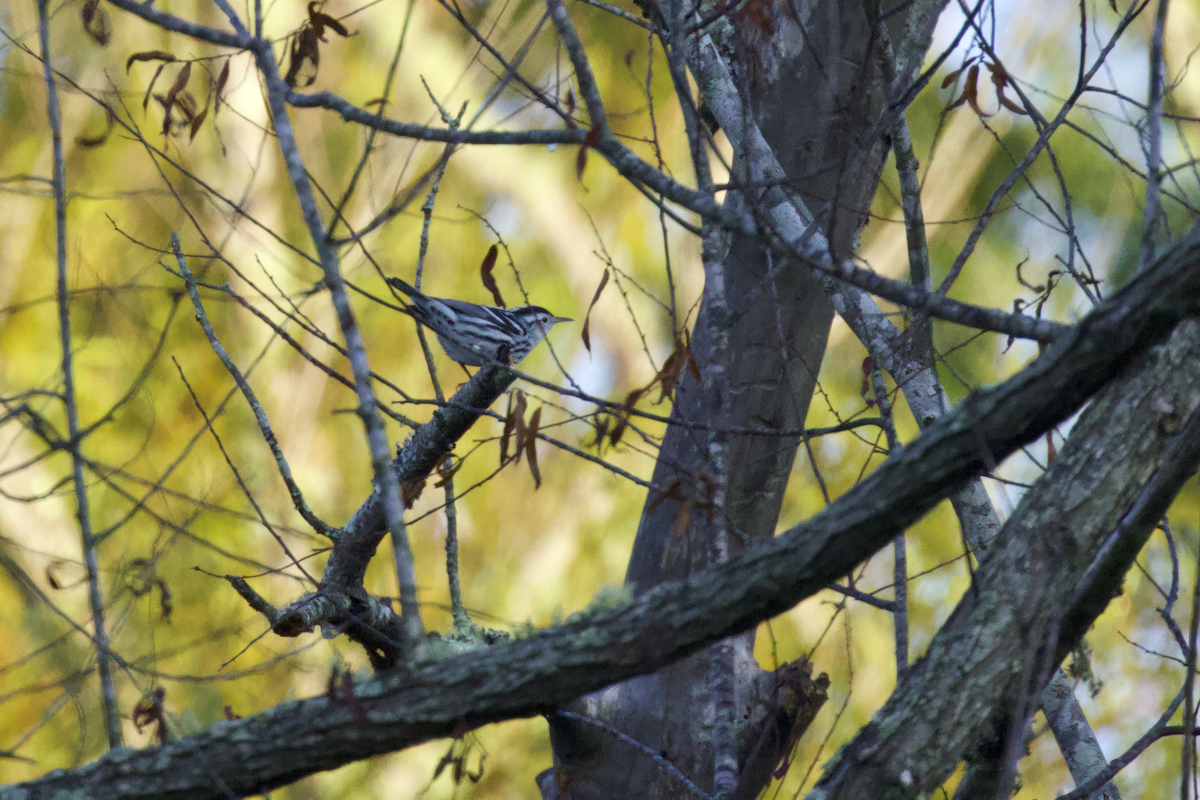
[[386, 277, 572, 367]]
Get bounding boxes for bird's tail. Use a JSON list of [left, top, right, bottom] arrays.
[[386, 276, 429, 323], [386, 276, 417, 298]]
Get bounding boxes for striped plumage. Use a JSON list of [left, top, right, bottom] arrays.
[[386, 277, 571, 367]]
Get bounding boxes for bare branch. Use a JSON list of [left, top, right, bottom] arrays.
[[37, 0, 121, 749], [11, 220, 1200, 800]]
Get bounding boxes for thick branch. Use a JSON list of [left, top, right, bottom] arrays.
[[221, 364, 517, 669], [8, 225, 1200, 800], [323, 363, 518, 582], [288, 90, 584, 146], [810, 322, 1200, 800]]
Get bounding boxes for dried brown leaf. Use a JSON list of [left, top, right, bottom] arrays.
[[126, 51, 176, 72], [525, 407, 542, 489], [737, 0, 775, 35], [590, 412, 609, 447], [614, 387, 646, 443], [326, 16, 351, 36], [434, 749, 454, 781], [580, 268, 609, 353], [76, 107, 115, 147], [646, 478, 681, 515], [998, 92, 1029, 115], [311, 11, 349, 39], [401, 479, 426, 508], [82, 0, 112, 45], [672, 499, 694, 542], [161, 63, 192, 136], [215, 59, 231, 116], [480, 245, 503, 307], [655, 339, 688, 402], [501, 391, 520, 465], [131, 689, 168, 743], [663, 499, 695, 568], [166, 62, 192, 100], [683, 329, 699, 380], [860, 356, 874, 405], [175, 91, 198, 123], [188, 106, 208, 143], [948, 64, 987, 116], [285, 27, 321, 89], [985, 62, 1031, 116], [511, 391, 527, 464], [157, 579, 173, 621], [964, 64, 990, 117], [609, 412, 629, 447], [986, 61, 1009, 90], [576, 124, 602, 182], [143, 63, 167, 112]]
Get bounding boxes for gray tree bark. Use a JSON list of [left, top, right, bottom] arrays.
[[8, 0, 1198, 797], [6, 223, 1200, 800]]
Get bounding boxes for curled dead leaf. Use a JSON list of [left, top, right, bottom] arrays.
[[510, 391, 528, 465], [215, 59, 231, 117], [308, 2, 351, 40], [76, 107, 116, 147], [401, 479, 426, 508], [188, 106, 208, 143], [480, 246, 503, 307], [126, 51, 177, 72], [655, 338, 691, 402], [161, 63, 192, 136], [525, 407, 542, 489], [81, 0, 112, 45], [580, 268, 609, 353], [285, 26, 321, 88], [576, 124, 602, 182]]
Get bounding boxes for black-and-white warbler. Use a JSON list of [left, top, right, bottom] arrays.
[[386, 277, 572, 367]]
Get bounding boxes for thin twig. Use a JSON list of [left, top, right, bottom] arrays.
[[935, 0, 1152, 301], [1140, 0, 1170, 272], [249, 36, 423, 640], [1056, 682, 1189, 800], [869, 359, 907, 677], [171, 357, 318, 585], [37, 0, 122, 748], [409, 102, 471, 632], [171, 234, 332, 538], [571, 0, 653, 30]]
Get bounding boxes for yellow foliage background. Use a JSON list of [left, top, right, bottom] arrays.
[[0, 0, 1198, 797]]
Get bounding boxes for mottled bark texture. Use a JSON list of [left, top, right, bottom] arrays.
[[9, 227, 1200, 800], [810, 324, 1200, 799], [546, 1, 940, 797]]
